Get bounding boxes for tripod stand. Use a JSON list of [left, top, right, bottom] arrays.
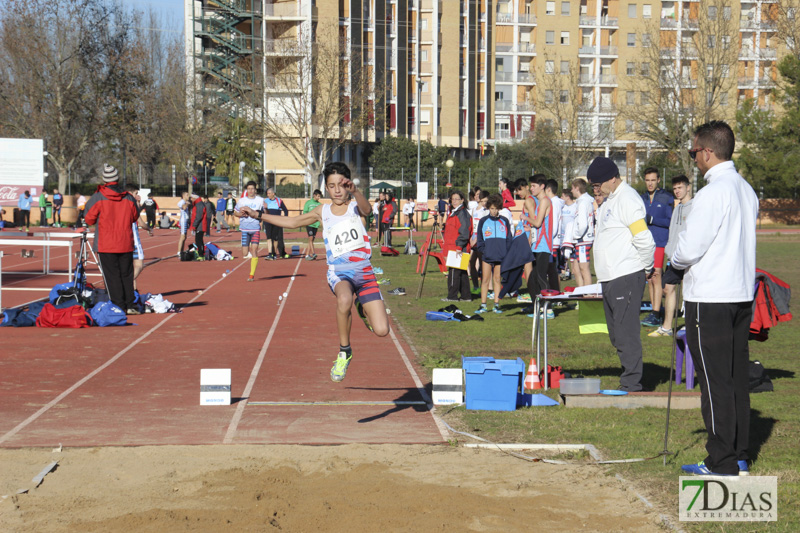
[[74, 231, 104, 290], [415, 220, 444, 299]]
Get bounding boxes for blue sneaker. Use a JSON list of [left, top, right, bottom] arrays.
[[681, 461, 735, 476], [373, 266, 384, 275], [475, 304, 488, 314], [738, 460, 749, 476], [492, 305, 503, 314]]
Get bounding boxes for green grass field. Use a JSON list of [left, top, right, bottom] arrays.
[[372, 232, 799, 531]]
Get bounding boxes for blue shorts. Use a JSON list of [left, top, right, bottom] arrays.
[[326, 263, 383, 304], [241, 231, 260, 248], [132, 226, 143, 260]]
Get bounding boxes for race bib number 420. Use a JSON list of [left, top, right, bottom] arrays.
[[328, 217, 367, 257]]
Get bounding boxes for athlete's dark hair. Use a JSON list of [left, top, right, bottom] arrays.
[[478, 190, 490, 200], [671, 175, 690, 187], [530, 174, 548, 188], [245, 180, 257, 189], [694, 120, 735, 160], [643, 167, 659, 177], [486, 193, 503, 210], [449, 189, 465, 204], [498, 177, 510, 186], [562, 190, 574, 200], [514, 178, 528, 191], [545, 179, 559, 194], [323, 162, 351, 182]]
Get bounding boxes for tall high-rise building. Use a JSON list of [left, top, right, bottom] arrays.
[[186, 0, 785, 184]]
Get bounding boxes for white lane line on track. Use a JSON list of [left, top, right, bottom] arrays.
[[223, 259, 303, 444], [0, 256, 249, 445]]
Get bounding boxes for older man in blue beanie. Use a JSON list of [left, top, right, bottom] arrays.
[[589, 157, 656, 392]]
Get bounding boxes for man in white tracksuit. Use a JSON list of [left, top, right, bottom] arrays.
[[588, 157, 656, 392], [673, 121, 759, 477]]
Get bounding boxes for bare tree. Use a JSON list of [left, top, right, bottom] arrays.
[[775, 0, 800, 55], [255, 22, 382, 188], [0, 0, 138, 191], [535, 55, 614, 181], [620, 0, 739, 177]]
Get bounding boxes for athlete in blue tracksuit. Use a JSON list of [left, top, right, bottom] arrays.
[[641, 167, 674, 326], [474, 194, 514, 314]]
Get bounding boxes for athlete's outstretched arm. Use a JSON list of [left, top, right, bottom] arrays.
[[239, 205, 321, 229]]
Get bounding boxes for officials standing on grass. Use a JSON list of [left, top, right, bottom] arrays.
[[673, 121, 759, 477], [588, 157, 656, 393], [84, 164, 140, 315]]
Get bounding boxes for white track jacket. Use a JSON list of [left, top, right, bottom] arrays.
[[671, 161, 758, 303], [594, 181, 655, 282]]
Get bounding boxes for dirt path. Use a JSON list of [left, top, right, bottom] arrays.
[[0, 444, 664, 532]]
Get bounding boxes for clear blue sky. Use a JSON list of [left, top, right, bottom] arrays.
[[122, 0, 184, 33]]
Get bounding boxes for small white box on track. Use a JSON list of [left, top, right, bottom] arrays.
[[200, 369, 231, 406], [432, 368, 463, 405]]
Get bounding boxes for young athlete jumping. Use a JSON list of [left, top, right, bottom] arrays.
[[238, 162, 390, 382]]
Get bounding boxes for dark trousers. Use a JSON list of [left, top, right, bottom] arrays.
[[195, 230, 205, 256], [601, 270, 646, 391], [685, 300, 752, 475], [380, 222, 392, 246], [447, 267, 470, 300], [21, 209, 30, 228], [527, 252, 550, 298], [547, 252, 560, 291], [146, 211, 156, 229], [469, 250, 483, 288], [265, 223, 285, 256], [98, 252, 135, 310]]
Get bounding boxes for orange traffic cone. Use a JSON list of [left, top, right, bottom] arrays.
[[524, 359, 542, 391]]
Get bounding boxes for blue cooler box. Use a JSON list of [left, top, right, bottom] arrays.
[[462, 356, 525, 411]]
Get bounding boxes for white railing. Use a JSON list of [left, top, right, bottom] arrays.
[[495, 71, 514, 82], [517, 72, 535, 83]]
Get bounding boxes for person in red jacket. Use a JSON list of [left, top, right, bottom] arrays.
[[499, 177, 516, 209], [380, 191, 396, 247], [190, 193, 209, 257], [442, 189, 472, 301], [84, 164, 140, 314]]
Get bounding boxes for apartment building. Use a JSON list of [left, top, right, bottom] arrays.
[[186, 0, 785, 184]]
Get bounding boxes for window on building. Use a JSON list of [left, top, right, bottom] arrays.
[[545, 60, 554, 74], [628, 4, 636, 18], [708, 5, 717, 20], [546, 1, 555, 15], [641, 62, 650, 76], [627, 33, 636, 47], [546, 30, 555, 45], [545, 90, 554, 104], [721, 92, 728, 106], [707, 65, 714, 81], [561, 2, 570, 15], [708, 35, 716, 49], [706, 91, 713, 106], [721, 35, 730, 49], [561, 31, 570, 45], [639, 120, 647, 132], [421, 109, 431, 125], [627, 62, 635, 75], [721, 65, 729, 78], [626, 119, 634, 132], [560, 119, 568, 133], [640, 91, 650, 105], [642, 34, 651, 48], [643, 5, 651, 18], [561, 60, 570, 74], [560, 90, 569, 103], [722, 6, 731, 20], [421, 49, 428, 62], [495, 90, 504, 100], [421, 81, 429, 93], [627, 91, 636, 105]]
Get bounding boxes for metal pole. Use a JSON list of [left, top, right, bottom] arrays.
[[204, 164, 208, 196], [468, 168, 471, 193], [138, 164, 142, 190], [434, 167, 438, 198], [171, 165, 176, 197], [68, 168, 71, 196]]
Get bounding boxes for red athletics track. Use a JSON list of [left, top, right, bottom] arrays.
[[0, 228, 445, 447]]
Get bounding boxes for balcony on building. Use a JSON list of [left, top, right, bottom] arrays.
[[578, 73, 596, 85], [516, 102, 535, 113], [495, 70, 514, 82], [597, 104, 616, 114], [660, 17, 678, 29], [683, 19, 699, 30], [263, 39, 303, 56], [598, 74, 617, 85], [497, 12, 513, 24], [517, 71, 535, 84], [578, 45, 596, 56], [495, 100, 514, 112], [599, 46, 618, 56], [264, 3, 305, 21], [518, 14, 536, 25], [518, 42, 535, 54]]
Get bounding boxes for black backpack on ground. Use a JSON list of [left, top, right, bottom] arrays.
[[749, 360, 774, 393]]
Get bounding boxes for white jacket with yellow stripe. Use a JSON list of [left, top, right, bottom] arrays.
[[593, 181, 655, 283]]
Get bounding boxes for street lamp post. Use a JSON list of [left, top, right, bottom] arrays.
[[446, 159, 454, 188], [238, 161, 245, 197]]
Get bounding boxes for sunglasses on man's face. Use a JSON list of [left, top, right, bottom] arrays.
[[688, 148, 703, 160]]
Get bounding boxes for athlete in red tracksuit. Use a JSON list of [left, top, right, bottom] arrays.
[[84, 165, 140, 314]]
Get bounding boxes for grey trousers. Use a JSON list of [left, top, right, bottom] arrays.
[[601, 270, 646, 391]]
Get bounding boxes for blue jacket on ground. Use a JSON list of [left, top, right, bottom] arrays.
[[641, 188, 673, 248], [475, 214, 513, 264]]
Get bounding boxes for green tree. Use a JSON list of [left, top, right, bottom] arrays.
[[477, 128, 563, 190], [736, 55, 800, 198], [211, 117, 262, 190], [367, 135, 449, 190]]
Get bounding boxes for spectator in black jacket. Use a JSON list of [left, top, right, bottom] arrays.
[[190, 193, 208, 257]]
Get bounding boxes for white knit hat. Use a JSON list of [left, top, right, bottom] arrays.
[[102, 164, 119, 182]]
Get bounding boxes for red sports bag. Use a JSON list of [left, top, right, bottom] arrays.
[[36, 303, 93, 328]]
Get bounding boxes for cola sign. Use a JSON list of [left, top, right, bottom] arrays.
[[0, 185, 24, 206]]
